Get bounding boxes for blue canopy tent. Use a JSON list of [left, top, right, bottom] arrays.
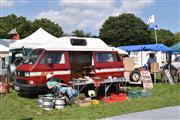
[[117, 44, 173, 68], [118, 44, 173, 53], [170, 42, 180, 54]]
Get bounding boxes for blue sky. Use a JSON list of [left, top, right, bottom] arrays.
[[0, 0, 179, 35]]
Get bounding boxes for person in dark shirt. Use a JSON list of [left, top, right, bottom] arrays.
[[147, 53, 156, 71], [147, 53, 156, 83]]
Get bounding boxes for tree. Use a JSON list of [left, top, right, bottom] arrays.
[[72, 29, 91, 37], [174, 32, 180, 42], [150, 29, 177, 46], [0, 14, 63, 39], [0, 14, 32, 39], [31, 18, 63, 37], [99, 13, 152, 46]]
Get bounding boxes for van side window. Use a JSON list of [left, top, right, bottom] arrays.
[[96, 52, 117, 63], [40, 51, 65, 64]]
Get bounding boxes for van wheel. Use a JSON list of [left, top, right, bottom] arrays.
[[130, 70, 141, 82]]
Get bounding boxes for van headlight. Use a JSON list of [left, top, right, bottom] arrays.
[[29, 80, 34, 85], [24, 72, 30, 77]]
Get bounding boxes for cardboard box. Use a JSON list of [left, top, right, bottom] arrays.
[[74, 99, 91, 107], [150, 63, 159, 73], [124, 71, 131, 81], [123, 57, 134, 72]]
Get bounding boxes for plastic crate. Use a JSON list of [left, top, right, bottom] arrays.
[[127, 90, 151, 99]]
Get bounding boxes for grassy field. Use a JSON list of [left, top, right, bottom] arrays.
[[0, 83, 180, 120]]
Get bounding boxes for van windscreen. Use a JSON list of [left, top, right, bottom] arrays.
[[23, 49, 43, 64], [40, 51, 65, 64]]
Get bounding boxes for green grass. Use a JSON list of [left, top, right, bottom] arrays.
[[0, 83, 180, 120]]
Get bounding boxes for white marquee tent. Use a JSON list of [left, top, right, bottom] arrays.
[[0, 45, 9, 52], [10, 28, 57, 49], [0, 39, 15, 57], [0, 45, 9, 57]]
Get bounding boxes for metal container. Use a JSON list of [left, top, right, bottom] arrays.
[[55, 97, 66, 109], [39, 95, 55, 110], [37, 98, 43, 108], [41, 101, 54, 110]]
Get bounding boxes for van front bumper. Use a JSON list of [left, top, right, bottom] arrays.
[[13, 81, 48, 95]]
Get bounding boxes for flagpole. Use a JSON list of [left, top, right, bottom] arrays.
[[151, 15, 158, 84], [154, 17, 158, 44], [154, 29, 158, 44]]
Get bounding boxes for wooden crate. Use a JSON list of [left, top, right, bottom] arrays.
[[123, 57, 135, 72], [150, 63, 159, 73]]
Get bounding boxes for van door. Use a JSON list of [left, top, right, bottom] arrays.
[[34, 51, 70, 84], [69, 51, 92, 79], [93, 51, 124, 79]]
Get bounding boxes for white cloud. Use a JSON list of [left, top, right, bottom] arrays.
[[120, 0, 154, 11], [0, 0, 14, 7], [37, 0, 155, 34], [0, 0, 29, 7], [58, 0, 114, 9], [37, 9, 79, 25]]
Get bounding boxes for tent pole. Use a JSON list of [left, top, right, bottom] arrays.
[[141, 51, 143, 67], [154, 73, 156, 84]]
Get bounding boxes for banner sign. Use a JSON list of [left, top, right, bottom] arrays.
[[140, 69, 153, 89]]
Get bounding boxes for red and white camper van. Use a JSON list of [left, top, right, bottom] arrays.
[[13, 37, 124, 94]]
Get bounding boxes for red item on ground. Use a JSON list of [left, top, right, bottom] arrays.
[[100, 93, 128, 103], [0, 82, 9, 94]]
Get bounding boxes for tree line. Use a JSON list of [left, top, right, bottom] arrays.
[[0, 14, 179, 46]]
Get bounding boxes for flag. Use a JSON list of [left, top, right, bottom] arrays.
[[148, 25, 158, 30], [147, 14, 158, 30], [8, 28, 17, 34], [147, 14, 155, 24]]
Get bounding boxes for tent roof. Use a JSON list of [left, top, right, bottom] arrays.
[[10, 28, 57, 49], [113, 48, 128, 55], [171, 42, 180, 54], [171, 42, 180, 51], [0, 45, 9, 52], [0, 39, 15, 47], [117, 44, 173, 52], [35, 37, 118, 52]]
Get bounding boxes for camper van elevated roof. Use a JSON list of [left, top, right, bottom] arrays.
[[34, 37, 114, 51]]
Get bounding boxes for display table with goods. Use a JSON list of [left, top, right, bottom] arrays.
[[70, 77, 128, 104], [70, 77, 127, 98], [70, 77, 95, 98], [99, 77, 127, 98]]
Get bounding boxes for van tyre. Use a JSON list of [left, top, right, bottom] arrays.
[[130, 70, 141, 82]]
